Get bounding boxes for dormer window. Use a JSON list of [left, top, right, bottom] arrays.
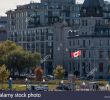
[[83, 9, 86, 13], [80, 0, 103, 17]]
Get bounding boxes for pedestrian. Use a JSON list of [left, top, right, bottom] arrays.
[[96, 84, 99, 91], [82, 82, 86, 91], [106, 84, 109, 91], [93, 84, 95, 91]]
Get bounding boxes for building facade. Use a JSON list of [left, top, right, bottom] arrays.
[[65, 0, 110, 79], [0, 17, 7, 41], [6, 0, 78, 75]]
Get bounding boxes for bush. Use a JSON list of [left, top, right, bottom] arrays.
[[34, 67, 43, 81]]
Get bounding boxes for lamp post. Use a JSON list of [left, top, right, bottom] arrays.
[[25, 78, 28, 90], [40, 54, 51, 76], [8, 77, 12, 90], [106, 83, 109, 91], [61, 80, 64, 84], [82, 81, 86, 91], [43, 79, 45, 84]]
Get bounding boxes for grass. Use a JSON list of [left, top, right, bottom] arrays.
[[0, 79, 108, 91], [0, 83, 58, 91], [0, 84, 26, 91]]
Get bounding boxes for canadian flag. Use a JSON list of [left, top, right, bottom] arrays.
[[71, 50, 81, 58]]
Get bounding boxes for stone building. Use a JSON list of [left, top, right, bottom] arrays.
[[0, 17, 7, 41], [6, 0, 77, 75], [65, 0, 110, 79]]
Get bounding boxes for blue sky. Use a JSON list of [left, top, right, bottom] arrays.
[[0, 0, 109, 16]]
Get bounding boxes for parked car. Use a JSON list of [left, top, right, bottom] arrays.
[[28, 74, 36, 78], [47, 75, 54, 80], [56, 83, 75, 91], [28, 85, 48, 91]]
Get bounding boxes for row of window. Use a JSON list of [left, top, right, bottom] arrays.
[[10, 35, 53, 41], [81, 19, 101, 26], [68, 62, 109, 73], [69, 40, 110, 47]]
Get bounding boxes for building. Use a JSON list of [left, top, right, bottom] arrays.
[[103, 1, 110, 24], [65, 0, 110, 79], [7, 0, 110, 78], [0, 17, 7, 41], [6, 0, 77, 75]]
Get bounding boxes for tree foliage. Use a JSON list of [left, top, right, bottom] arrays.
[[0, 40, 40, 76], [34, 67, 43, 81], [53, 65, 65, 80], [0, 64, 10, 89]]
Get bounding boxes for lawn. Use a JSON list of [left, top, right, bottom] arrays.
[[0, 83, 58, 91], [0, 79, 108, 91]]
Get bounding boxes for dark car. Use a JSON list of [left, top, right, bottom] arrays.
[[56, 83, 75, 91], [28, 85, 48, 91]]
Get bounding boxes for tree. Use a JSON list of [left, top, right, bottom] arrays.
[[34, 67, 43, 81], [0, 40, 40, 76], [0, 65, 10, 89], [53, 65, 65, 81], [6, 50, 40, 76]]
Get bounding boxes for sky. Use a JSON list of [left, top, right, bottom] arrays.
[[0, 0, 109, 16]]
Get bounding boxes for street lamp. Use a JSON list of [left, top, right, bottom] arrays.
[[40, 54, 51, 75], [82, 81, 86, 90], [25, 78, 28, 90], [61, 80, 64, 84], [8, 77, 12, 90], [43, 79, 45, 84], [106, 83, 109, 91]]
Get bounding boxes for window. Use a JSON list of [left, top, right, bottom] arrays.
[[99, 63, 103, 72], [85, 20, 87, 26], [78, 63, 80, 71], [83, 50, 86, 58], [108, 40, 110, 46], [82, 62, 86, 76], [48, 42, 52, 46], [99, 40, 103, 46], [73, 40, 75, 45], [89, 40, 91, 45], [108, 51, 110, 58], [98, 20, 101, 25], [88, 63, 91, 71], [95, 20, 100, 25], [48, 36, 52, 40], [108, 65, 110, 73], [99, 50, 103, 58], [69, 62, 72, 72], [69, 41, 71, 46], [89, 51, 91, 58], [83, 40, 86, 47], [82, 20, 84, 26], [78, 40, 79, 45]]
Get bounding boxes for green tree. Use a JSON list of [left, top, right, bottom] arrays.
[[0, 65, 10, 89], [7, 50, 40, 76], [53, 65, 65, 82], [0, 40, 40, 76]]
